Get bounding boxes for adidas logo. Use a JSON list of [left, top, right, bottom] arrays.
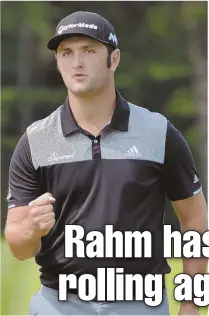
[[193, 174, 199, 184], [125, 146, 142, 158]]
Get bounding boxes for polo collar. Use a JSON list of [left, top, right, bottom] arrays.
[[60, 90, 130, 137]]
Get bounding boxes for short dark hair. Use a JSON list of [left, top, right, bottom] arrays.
[[105, 44, 116, 68]]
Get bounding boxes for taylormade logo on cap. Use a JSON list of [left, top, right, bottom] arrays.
[[108, 33, 118, 45], [58, 23, 98, 35]]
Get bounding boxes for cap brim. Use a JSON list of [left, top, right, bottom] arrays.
[[47, 32, 115, 50]]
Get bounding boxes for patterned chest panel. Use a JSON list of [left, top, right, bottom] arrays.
[[27, 103, 167, 169]]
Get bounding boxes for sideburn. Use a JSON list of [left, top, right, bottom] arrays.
[[106, 45, 115, 69]]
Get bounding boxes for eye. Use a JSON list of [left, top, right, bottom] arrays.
[[62, 51, 71, 57], [85, 48, 95, 54]]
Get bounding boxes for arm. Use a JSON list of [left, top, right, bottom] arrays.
[[5, 205, 42, 260], [5, 194, 56, 261], [5, 132, 40, 260], [5, 132, 55, 260], [172, 192, 208, 315], [162, 121, 207, 315]]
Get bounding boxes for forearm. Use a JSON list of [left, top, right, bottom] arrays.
[[180, 218, 208, 311], [182, 257, 208, 276], [181, 215, 208, 276], [5, 219, 41, 260]]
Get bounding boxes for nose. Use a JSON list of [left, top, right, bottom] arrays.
[[72, 52, 84, 70]]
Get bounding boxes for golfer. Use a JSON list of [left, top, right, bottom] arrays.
[[5, 11, 207, 316]]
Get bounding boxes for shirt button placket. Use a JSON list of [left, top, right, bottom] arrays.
[[92, 138, 101, 159]]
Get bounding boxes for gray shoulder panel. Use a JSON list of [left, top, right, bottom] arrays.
[[26, 106, 92, 169], [101, 103, 168, 164], [128, 103, 168, 163], [27, 107, 62, 169]]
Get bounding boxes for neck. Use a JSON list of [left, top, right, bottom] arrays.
[[68, 85, 116, 136]]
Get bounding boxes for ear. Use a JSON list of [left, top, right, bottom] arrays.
[[110, 49, 120, 72]]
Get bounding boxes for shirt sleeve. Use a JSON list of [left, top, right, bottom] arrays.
[[7, 132, 41, 209], [162, 121, 202, 201]]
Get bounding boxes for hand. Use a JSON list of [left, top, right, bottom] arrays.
[[178, 302, 199, 315], [28, 193, 56, 238]]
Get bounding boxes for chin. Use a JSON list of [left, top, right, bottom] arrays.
[[71, 89, 90, 96], [69, 85, 95, 96]]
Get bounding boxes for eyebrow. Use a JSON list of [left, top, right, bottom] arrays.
[[60, 44, 96, 51], [82, 45, 95, 49], [60, 47, 72, 51]]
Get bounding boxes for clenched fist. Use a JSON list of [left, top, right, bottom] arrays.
[[28, 193, 56, 238]]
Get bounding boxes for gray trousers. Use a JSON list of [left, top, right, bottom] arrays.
[[29, 285, 170, 315]]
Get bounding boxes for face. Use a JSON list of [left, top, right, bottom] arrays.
[[56, 36, 120, 97]]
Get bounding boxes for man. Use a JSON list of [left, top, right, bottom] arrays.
[[5, 11, 208, 316]]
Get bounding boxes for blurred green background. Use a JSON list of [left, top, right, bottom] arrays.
[[1, 1, 208, 315]]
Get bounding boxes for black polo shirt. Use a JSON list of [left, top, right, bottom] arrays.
[[7, 91, 202, 291]]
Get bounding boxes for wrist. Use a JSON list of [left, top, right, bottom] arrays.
[[24, 223, 42, 256], [24, 219, 41, 244], [5, 220, 42, 260]]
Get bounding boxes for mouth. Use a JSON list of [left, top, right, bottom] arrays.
[[73, 74, 87, 78]]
